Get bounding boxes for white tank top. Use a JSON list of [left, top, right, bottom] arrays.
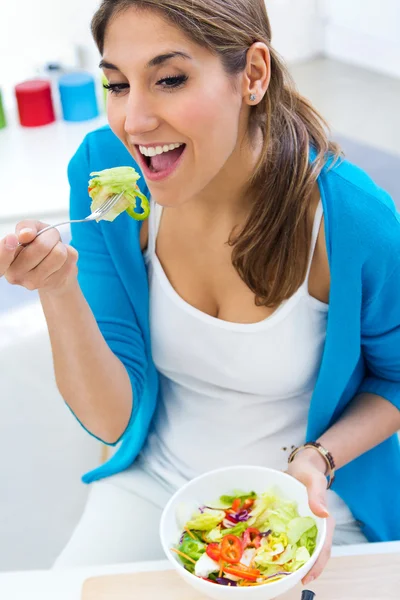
[[142, 199, 355, 525]]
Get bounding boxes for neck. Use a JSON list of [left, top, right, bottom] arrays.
[[183, 129, 263, 227]]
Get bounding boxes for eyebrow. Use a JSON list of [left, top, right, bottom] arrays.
[[99, 51, 191, 71]]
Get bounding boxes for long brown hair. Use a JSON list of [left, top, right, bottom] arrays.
[[91, 0, 342, 307]]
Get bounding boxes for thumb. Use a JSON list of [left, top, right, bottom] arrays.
[[305, 470, 330, 518], [15, 220, 41, 245]]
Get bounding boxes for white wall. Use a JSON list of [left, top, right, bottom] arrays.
[[267, 0, 323, 63], [321, 0, 400, 79]]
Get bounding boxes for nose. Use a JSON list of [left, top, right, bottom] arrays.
[[123, 89, 159, 138]]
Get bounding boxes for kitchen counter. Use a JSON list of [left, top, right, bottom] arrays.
[[0, 541, 399, 600]]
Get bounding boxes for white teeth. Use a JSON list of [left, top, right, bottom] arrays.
[[139, 143, 183, 157]]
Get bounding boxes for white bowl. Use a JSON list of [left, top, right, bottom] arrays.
[[160, 465, 326, 600]]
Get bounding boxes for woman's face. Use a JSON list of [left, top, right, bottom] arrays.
[[102, 8, 250, 207]]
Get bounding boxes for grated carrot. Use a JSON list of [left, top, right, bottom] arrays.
[[185, 528, 197, 541], [171, 548, 196, 564], [219, 562, 224, 578]]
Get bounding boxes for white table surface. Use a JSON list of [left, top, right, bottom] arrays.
[[0, 113, 107, 222], [0, 542, 399, 600]]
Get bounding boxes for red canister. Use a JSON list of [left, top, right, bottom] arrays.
[[15, 79, 55, 127]]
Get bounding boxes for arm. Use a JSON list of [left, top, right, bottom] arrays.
[[289, 390, 400, 585], [9, 135, 149, 445], [301, 392, 400, 475], [2, 215, 133, 445], [291, 219, 400, 583], [39, 279, 133, 444], [50, 136, 149, 444], [299, 211, 400, 479]]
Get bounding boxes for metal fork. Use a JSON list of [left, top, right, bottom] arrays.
[[18, 192, 124, 246]]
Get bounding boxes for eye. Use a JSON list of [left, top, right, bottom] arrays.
[[103, 83, 129, 95], [156, 75, 188, 90]]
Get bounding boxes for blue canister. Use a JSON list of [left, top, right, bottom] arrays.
[[58, 72, 99, 122]]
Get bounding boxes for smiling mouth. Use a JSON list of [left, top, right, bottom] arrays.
[[138, 144, 186, 173]]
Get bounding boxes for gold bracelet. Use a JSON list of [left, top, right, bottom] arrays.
[[288, 442, 336, 489]]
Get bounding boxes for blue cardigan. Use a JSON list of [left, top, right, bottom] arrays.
[[68, 126, 400, 542]]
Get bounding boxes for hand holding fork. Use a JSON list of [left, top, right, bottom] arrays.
[[0, 192, 124, 295]]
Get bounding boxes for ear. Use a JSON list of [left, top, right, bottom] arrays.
[[242, 42, 271, 105]]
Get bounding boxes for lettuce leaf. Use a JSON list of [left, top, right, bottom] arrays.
[[179, 534, 206, 561], [177, 533, 206, 572], [203, 527, 223, 543], [299, 525, 318, 555], [186, 509, 225, 531], [247, 492, 277, 528], [265, 514, 287, 534], [287, 517, 316, 545], [255, 544, 294, 568], [220, 522, 248, 538], [248, 492, 318, 575], [203, 521, 248, 543], [88, 166, 150, 222], [218, 491, 257, 508], [293, 546, 311, 570]]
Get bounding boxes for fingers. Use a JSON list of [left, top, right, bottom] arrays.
[[19, 242, 69, 290], [287, 462, 334, 585], [41, 245, 78, 293], [14, 220, 43, 246], [3, 218, 78, 293], [15, 219, 59, 247], [0, 235, 19, 276], [0, 219, 44, 276], [8, 227, 60, 276], [302, 515, 335, 585], [15, 220, 42, 237]]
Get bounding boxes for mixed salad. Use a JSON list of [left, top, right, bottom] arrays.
[[88, 166, 150, 222], [173, 490, 317, 588]]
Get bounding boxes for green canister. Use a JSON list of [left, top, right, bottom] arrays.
[[0, 88, 6, 129]]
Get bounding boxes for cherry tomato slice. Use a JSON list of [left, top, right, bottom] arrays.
[[206, 543, 221, 562], [243, 527, 261, 549], [224, 565, 261, 581], [220, 535, 243, 564]]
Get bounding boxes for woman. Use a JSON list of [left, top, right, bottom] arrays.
[[1, 0, 399, 580]]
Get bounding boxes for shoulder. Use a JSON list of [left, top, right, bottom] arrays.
[[319, 153, 400, 298], [319, 154, 400, 254]]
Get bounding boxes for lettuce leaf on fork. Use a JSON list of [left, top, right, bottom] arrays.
[[88, 166, 150, 222]]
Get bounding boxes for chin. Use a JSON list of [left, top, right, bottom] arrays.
[[151, 194, 187, 208], [149, 191, 188, 209]]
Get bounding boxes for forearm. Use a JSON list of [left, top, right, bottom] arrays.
[[302, 393, 400, 472], [39, 278, 133, 443]]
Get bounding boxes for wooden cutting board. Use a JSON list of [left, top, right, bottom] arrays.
[[82, 552, 400, 600]]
